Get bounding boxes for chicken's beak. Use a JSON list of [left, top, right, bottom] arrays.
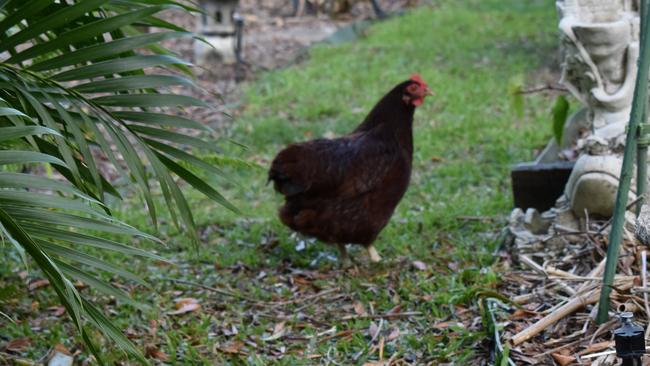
[[425, 87, 434, 96]]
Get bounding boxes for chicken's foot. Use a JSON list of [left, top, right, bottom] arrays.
[[367, 245, 382, 263]]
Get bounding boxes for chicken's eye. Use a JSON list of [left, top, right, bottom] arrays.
[[406, 84, 420, 94]]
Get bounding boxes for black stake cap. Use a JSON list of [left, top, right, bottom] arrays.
[[614, 312, 646, 358]]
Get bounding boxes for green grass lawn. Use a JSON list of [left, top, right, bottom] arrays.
[[1, 0, 559, 364]]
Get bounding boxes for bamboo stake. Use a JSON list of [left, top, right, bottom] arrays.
[[597, 0, 650, 323]]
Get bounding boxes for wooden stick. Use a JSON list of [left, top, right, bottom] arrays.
[[265, 287, 340, 307], [163, 277, 258, 302], [577, 258, 606, 293], [516, 84, 568, 94]]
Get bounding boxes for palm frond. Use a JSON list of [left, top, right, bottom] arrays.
[[0, 0, 234, 363]]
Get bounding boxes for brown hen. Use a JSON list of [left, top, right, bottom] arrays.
[[268, 75, 432, 264]]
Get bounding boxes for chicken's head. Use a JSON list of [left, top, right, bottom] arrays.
[[403, 74, 433, 107]]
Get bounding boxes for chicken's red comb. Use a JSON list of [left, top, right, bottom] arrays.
[[410, 74, 426, 86]]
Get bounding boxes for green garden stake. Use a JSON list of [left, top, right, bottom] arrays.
[[637, 0, 650, 217], [597, 0, 650, 323]]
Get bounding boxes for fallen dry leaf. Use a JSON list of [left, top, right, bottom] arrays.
[[28, 278, 49, 291], [168, 297, 201, 315], [53, 344, 71, 354], [48, 306, 66, 317], [432, 321, 451, 330], [174, 297, 198, 307], [387, 327, 400, 341], [148, 320, 158, 337], [124, 327, 138, 339], [353, 302, 367, 316], [214, 340, 246, 355], [411, 260, 428, 271], [48, 351, 73, 366], [509, 308, 532, 320], [168, 302, 201, 315], [5, 337, 31, 352], [292, 276, 312, 286], [387, 305, 402, 315], [223, 324, 238, 336], [430, 156, 444, 162], [319, 329, 354, 343], [551, 353, 574, 366], [368, 322, 380, 339], [262, 322, 286, 342], [578, 341, 614, 355], [145, 346, 169, 362]]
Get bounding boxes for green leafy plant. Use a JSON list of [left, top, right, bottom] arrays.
[[507, 74, 525, 118], [551, 95, 570, 145], [0, 0, 235, 363]]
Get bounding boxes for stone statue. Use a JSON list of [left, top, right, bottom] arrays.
[[554, 0, 642, 218], [510, 0, 645, 244]]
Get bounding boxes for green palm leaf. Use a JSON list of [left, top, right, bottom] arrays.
[[0, 0, 236, 363]]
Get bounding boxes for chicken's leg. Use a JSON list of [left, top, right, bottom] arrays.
[[367, 245, 382, 263], [337, 243, 352, 267]]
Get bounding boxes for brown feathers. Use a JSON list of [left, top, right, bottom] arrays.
[[268, 77, 430, 257]]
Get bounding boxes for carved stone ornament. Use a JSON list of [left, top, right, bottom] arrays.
[[509, 0, 647, 245], [557, 0, 643, 218]]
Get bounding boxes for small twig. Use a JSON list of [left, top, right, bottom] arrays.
[[340, 311, 423, 321], [294, 293, 348, 313], [511, 276, 635, 346], [534, 338, 584, 358], [257, 313, 333, 328], [455, 215, 495, 222], [385, 352, 398, 365], [266, 287, 341, 307], [319, 329, 354, 344], [596, 195, 646, 234], [163, 277, 258, 302], [516, 84, 568, 94], [630, 287, 650, 294]]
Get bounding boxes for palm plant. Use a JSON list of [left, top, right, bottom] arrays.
[[0, 0, 234, 363]]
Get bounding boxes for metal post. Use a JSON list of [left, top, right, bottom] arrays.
[[597, 0, 650, 323], [233, 12, 244, 64], [368, 0, 386, 18]]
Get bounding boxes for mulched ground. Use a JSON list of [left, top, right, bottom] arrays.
[[496, 211, 650, 365]]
